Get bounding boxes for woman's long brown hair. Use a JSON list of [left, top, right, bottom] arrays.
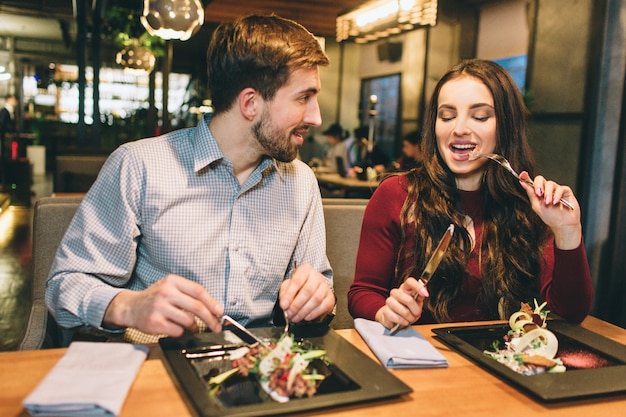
[[394, 59, 550, 322]]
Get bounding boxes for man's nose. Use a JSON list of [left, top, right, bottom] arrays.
[[304, 99, 322, 127]]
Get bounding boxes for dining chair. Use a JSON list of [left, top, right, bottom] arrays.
[[18, 196, 82, 350], [323, 202, 367, 329]]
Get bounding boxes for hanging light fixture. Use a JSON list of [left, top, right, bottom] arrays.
[[336, 0, 438, 44], [116, 39, 157, 73], [141, 0, 205, 41], [0, 65, 11, 81]]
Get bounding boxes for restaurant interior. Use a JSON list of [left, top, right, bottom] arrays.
[[0, 0, 625, 414]]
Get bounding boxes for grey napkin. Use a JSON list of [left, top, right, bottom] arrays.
[[23, 341, 149, 417], [355, 318, 448, 368]]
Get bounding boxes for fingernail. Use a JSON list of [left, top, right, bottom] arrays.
[[419, 287, 429, 297]]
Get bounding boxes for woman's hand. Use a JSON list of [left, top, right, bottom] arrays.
[[519, 171, 582, 249], [375, 277, 429, 329]]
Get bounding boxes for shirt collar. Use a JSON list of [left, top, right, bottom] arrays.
[[192, 112, 280, 178], [192, 113, 224, 172]]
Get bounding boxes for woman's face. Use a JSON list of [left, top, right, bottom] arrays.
[[435, 76, 497, 190]]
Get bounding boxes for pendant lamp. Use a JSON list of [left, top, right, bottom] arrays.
[[141, 0, 204, 41]]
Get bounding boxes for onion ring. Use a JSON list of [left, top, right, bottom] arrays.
[[509, 311, 533, 331], [511, 328, 558, 360]]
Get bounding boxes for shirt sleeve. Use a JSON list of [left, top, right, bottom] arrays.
[[45, 146, 142, 330], [538, 237, 594, 323], [295, 169, 333, 286], [348, 176, 406, 320]]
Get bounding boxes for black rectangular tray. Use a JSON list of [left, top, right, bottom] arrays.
[[432, 320, 626, 402], [159, 326, 412, 417]]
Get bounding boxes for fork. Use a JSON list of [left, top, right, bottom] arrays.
[[468, 150, 575, 210], [283, 261, 298, 336], [283, 309, 290, 337]]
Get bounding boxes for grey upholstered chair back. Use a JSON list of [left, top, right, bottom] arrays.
[[323, 200, 367, 329], [19, 196, 82, 350], [18, 196, 366, 348]]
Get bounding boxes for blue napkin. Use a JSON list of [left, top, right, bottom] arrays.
[[23, 342, 149, 416], [354, 318, 448, 368]]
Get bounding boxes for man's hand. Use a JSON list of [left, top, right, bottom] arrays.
[[103, 274, 224, 337], [278, 263, 335, 322]]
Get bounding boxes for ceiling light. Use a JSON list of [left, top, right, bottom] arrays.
[[141, 0, 204, 41], [336, 0, 438, 43], [116, 39, 156, 74]]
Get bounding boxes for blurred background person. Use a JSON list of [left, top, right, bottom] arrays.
[[0, 94, 18, 190], [392, 130, 422, 171], [322, 122, 351, 175], [299, 134, 326, 167], [349, 125, 391, 177]]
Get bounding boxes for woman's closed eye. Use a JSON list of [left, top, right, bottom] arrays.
[[470, 105, 495, 122], [438, 109, 456, 121]]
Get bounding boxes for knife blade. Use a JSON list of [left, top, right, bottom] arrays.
[[222, 314, 271, 349], [390, 224, 454, 334]]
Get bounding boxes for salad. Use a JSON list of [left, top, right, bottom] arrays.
[[207, 334, 328, 403], [483, 300, 566, 375]]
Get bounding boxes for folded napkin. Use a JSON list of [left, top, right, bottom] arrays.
[[355, 318, 448, 368], [23, 342, 149, 417]]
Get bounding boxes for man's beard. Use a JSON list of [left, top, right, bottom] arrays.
[[251, 112, 299, 162]]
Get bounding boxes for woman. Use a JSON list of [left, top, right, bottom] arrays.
[[394, 130, 422, 171], [348, 59, 593, 330]]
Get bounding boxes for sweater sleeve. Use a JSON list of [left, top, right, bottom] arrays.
[[538, 237, 594, 323], [348, 176, 407, 320]]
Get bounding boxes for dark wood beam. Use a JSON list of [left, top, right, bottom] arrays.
[[203, 0, 365, 36]]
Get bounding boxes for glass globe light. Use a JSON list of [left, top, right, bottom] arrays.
[[141, 0, 204, 41], [116, 39, 157, 74]]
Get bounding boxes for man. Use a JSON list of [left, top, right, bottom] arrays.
[[45, 14, 335, 343], [0, 94, 18, 186], [348, 126, 391, 176], [321, 122, 350, 174]]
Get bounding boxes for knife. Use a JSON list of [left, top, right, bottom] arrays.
[[390, 224, 455, 334], [222, 314, 271, 349]]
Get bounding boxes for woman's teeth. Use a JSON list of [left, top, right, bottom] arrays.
[[451, 144, 476, 153]]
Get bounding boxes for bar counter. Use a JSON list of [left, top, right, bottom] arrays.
[[1, 316, 625, 417]]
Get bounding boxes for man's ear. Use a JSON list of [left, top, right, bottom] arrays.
[[238, 88, 258, 121]]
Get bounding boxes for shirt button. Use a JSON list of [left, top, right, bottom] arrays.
[[230, 299, 237, 305]]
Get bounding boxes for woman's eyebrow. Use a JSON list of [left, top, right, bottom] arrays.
[[437, 103, 494, 111], [469, 103, 494, 109]]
